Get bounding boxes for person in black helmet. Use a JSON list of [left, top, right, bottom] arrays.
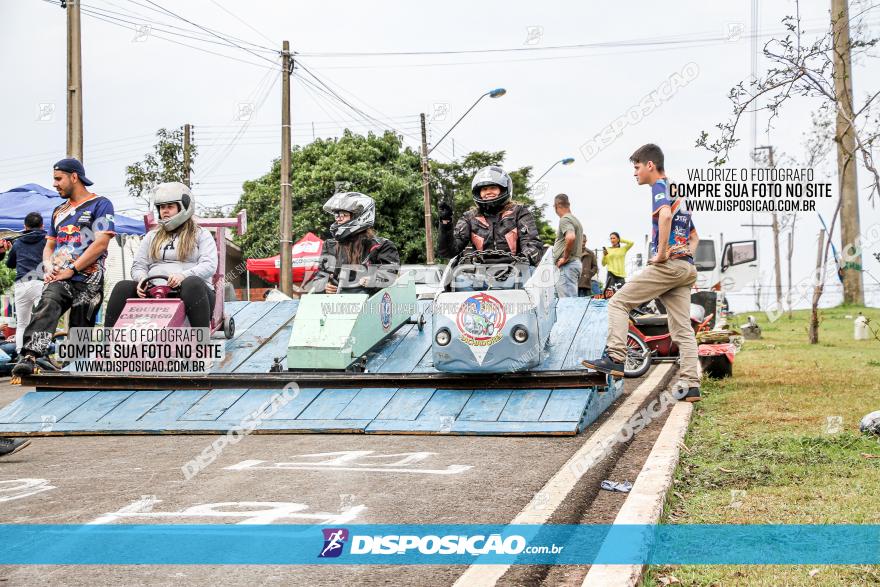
[[437, 165, 542, 266], [304, 192, 400, 295]]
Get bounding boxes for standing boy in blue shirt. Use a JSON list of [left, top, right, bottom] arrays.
[[581, 144, 701, 402]]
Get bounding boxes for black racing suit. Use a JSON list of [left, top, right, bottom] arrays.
[[305, 234, 400, 295], [438, 202, 543, 265]]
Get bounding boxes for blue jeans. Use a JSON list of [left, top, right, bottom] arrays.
[[556, 259, 582, 298]]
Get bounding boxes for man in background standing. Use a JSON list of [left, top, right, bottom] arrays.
[[552, 194, 583, 298], [0, 212, 47, 352], [578, 235, 599, 297]]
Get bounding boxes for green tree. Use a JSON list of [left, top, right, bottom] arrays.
[[125, 127, 196, 202], [234, 133, 554, 263], [0, 264, 14, 294], [234, 130, 424, 261]]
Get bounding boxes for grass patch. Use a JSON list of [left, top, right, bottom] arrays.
[[645, 304, 880, 586]]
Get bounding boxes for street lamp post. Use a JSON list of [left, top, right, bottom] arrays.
[[527, 157, 576, 195], [421, 88, 506, 263]]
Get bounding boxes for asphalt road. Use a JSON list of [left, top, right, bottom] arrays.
[[0, 373, 655, 587]]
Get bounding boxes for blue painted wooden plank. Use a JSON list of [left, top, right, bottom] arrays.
[[180, 419, 368, 433], [375, 388, 435, 420], [58, 390, 135, 423], [458, 389, 512, 421], [219, 389, 285, 422], [539, 388, 591, 422], [562, 299, 607, 370], [374, 326, 432, 374], [138, 390, 208, 425], [365, 419, 579, 435], [417, 389, 471, 420], [234, 325, 292, 373], [0, 391, 62, 423], [224, 300, 248, 316], [99, 390, 172, 424], [214, 302, 277, 367], [535, 298, 590, 371], [262, 387, 322, 420], [231, 300, 299, 374], [336, 388, 398, 420], [297, 389, 360, 420], [364, 324, 413, 372], [216, 300, 298, 373], [16, 391, 98, 423], [179, 389, 249, 421], [498, 389, 551, 422], [449, 420, 579, 435]]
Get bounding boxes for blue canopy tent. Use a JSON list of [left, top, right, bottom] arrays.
[[0, 184, 146, 235]]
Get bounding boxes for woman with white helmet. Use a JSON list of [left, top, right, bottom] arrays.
[[438, 165, 542, 265], [104, 182, 218, 328], [304, 191, 400, 295]]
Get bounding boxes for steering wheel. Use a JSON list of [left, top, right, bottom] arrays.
[[140, 275, 179, 299]]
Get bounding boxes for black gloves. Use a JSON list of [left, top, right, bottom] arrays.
[[439, 202, 454, 222]]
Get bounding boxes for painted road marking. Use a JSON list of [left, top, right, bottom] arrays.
[[0, 478, 56, 503], [90, 500, 366, 525], [225, 450, 471, 475], [453, 364, 673, 586]]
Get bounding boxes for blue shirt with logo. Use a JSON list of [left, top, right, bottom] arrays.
[[650, 178, 694, 262], [48, 195, 115, 282]]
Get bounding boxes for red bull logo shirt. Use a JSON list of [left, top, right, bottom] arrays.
[[48, 195, 116, 282]]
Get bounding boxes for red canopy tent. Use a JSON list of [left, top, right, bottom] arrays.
[[246, 232, 323, 285]]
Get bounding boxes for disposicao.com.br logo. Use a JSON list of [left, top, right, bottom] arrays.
[[318, 528, 563, 558]]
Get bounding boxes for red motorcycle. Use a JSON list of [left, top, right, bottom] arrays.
[[601, 283, 731, 379]]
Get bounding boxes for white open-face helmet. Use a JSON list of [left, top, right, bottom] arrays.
[[322, 191, 375, 240], [152, 182, 195, 231]]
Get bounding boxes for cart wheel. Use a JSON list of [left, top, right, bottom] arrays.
[[417, 313, 427, 332], [223, 315, 235, 339]]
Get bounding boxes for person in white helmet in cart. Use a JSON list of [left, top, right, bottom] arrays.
[[104, 182, 218, 328]]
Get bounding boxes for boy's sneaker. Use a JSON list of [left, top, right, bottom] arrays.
[[0, 438, 31, 458], [682, 387, 701, 402], [581, 352, 625, 378], [11, 355, 37, 378]]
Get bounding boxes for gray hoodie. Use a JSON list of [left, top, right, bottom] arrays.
[[131, 227, 218, 289]]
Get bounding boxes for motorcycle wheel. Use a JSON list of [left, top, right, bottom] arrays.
[[624, 331, 652, 378]]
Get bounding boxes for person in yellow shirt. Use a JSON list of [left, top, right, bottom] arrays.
[[601, 232, 633, 293]]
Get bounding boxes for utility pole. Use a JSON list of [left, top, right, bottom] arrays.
[[66, 0, 83, 161], [279, 41, 293, 296], [831, 0, 864, 304], [182, 123, 192, 188], [754, 145, 783, 308], [420, 113, 435, 264]]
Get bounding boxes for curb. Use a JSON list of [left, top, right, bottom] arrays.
[[581, 399, 694, 586]]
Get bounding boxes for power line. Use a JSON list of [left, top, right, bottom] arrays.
[[79, 1, 276, 52], [50, 2, 281, 71], [142, 0, 279, 67], [207, 0, 277, 47]]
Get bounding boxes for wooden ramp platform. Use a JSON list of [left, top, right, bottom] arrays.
[[0, 299, 621, 436]]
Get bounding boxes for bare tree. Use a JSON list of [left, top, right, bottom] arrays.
[[697, 0, 879, 306], [755, 110, 834, 319]]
